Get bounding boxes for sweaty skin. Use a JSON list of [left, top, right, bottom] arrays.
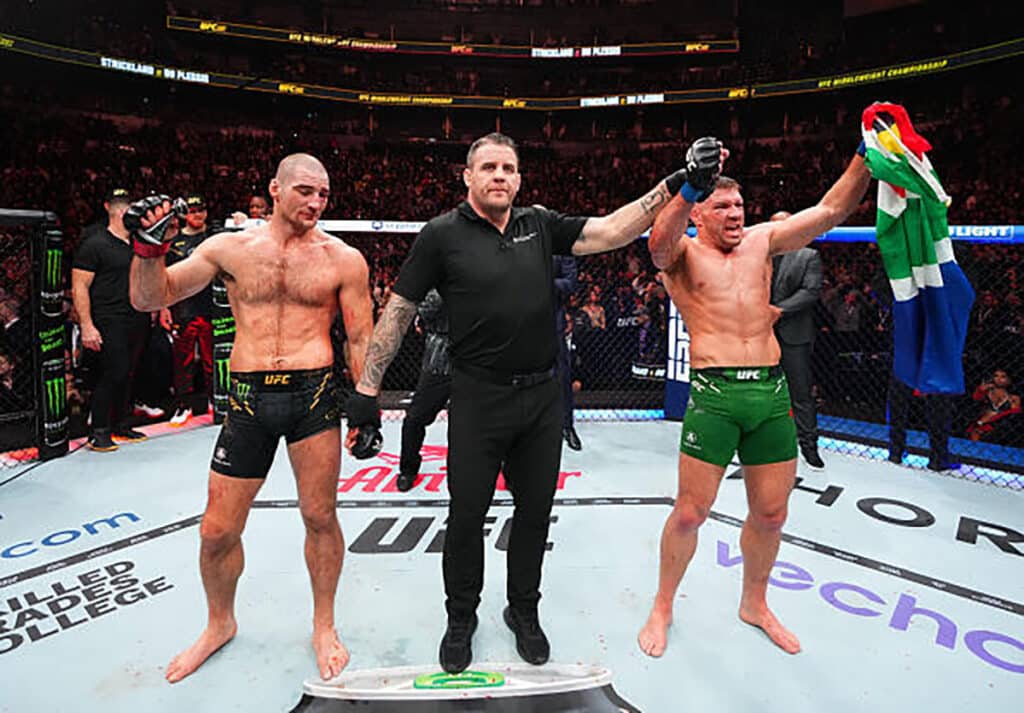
[[131, 153, 372, 683], [662, 220, 781, 368], [637, 157, 870, 658]]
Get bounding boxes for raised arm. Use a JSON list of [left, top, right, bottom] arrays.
[[573, 137, 725, 258], [648, 195, 694, 271], [131, 236, 222, 312], [337, 248, 374, 386], [125, 195, 221, 311], [768, 154, 872, 256], [571, 179, 675, 257]]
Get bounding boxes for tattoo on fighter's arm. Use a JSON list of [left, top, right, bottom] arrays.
[[357, 293, 418, 394]]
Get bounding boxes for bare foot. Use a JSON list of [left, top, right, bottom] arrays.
[[739, 605, 801, 654], [313, 627, 350, 680], [637, 606, 673, 658], [165, 620, 237, 683]]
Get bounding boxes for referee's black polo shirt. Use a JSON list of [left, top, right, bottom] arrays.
[[393, 201, 586, 374]]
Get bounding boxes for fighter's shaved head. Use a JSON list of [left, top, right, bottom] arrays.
[[275, 153, 328, 185]]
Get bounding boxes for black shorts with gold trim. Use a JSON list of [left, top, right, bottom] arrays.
[[210, 367, 340, 478]]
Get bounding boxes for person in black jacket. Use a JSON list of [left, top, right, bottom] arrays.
[[397, 289, 451, 491], [343, 132, 724, 674], [769, 211, 825, 470]]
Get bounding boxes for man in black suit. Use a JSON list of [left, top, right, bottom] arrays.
[[769, 211, 825, 470], [553, 255, 580, 450]]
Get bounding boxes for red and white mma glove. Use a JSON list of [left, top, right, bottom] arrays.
[[124, 195, 187, 258]]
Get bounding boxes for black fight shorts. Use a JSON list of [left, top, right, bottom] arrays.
[[210, 367, 340, 478]]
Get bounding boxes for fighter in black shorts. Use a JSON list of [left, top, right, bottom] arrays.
[[126, 154, 376, 684], [212, 368, 341, 477]]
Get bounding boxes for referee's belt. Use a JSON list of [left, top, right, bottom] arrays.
[[457, 363, 556, 388]]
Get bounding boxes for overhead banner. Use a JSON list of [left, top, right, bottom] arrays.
[[752, 37, 1024, 97], [2, 32, 1022, 110], [166, 16, 739, 59]]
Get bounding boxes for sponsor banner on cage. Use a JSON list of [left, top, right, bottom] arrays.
[[34, 224, 67, 460], [39, 354, 68, 450], [663, 301, 691, 420], [211, 278, 235, 425], [39, 232, 64, 318]]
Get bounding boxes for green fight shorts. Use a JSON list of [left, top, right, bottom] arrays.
[[679, 366, 798, 467]]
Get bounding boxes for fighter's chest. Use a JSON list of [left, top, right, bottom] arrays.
[[227, 251, 338, 306]]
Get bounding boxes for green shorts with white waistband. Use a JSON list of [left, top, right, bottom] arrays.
[[679, 366, 798, 467]]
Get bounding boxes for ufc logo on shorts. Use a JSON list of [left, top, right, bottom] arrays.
[[736, 369, 761, 381], [264, 374, 291, 385]]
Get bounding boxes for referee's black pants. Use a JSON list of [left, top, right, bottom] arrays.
[[444, 368, 562, 619]]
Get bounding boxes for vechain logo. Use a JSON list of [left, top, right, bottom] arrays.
[[716, 540, 1024, 674], [1, 513, 141, 560]]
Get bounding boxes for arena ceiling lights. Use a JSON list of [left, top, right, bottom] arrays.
[[165, 15, 739, 59], [1, 32, 1022, 110]]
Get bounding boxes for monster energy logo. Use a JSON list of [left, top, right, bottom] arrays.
[[45, 248, 62, 289], [45, 376, 66, 417], [216, 359, 231, 390], [235, 381, 251, 400]]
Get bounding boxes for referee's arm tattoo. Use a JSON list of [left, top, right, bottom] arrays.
[[574, 181, 673, 256], [640, 183, 670, 214], [357, 293, 418, 394]]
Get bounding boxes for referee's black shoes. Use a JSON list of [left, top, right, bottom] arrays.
[[439, 612, 477, 673], [503, 606, 550, 665]]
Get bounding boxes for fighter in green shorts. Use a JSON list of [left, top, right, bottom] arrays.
[[635, 132, 873, 660], [679, 366, 798, 466]]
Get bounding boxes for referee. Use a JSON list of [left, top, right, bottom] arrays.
[[345, 132, 722, 673]]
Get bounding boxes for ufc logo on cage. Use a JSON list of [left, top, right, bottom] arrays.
[[667, 302, 690, 383]]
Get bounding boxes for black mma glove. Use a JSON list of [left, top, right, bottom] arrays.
[[664, 137, 723, 203], [124, 195, 187, 258], [345, 391, 382, 459]]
